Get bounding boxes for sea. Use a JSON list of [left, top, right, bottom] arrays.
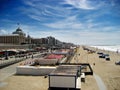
[[90, 45, 120, 53]]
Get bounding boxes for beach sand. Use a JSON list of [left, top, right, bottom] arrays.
[[0, 46, 120, 90], [71, 46, 120, 90], [0, 75, 48, 90]]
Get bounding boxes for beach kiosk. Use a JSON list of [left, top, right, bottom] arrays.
[[49, 65, 81, 90]]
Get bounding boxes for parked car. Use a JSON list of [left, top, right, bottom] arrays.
[[105, 56, 110, 61], [97, 52, 103, 55], [99, 53, 110, 59], [104, 54, 109, 56], [99, 54, 105, 58], [115, 61, 120, 65]]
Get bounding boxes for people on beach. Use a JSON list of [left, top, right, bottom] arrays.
[[116, 49, 119, 53]]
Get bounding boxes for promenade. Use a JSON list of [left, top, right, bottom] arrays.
[[0, 52, 43, 82], [0, 52, 44, 69]]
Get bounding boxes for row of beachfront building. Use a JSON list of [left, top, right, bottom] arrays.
[[0, 27, 75, 50]]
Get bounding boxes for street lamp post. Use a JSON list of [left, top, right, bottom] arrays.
[[5, 50, 8, 60]]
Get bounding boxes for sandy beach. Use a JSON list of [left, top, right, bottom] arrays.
[[0, 46, 120, 90], [72, 46, 120, 90]]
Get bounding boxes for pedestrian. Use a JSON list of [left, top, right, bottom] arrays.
[[32, 54, 33, 59]]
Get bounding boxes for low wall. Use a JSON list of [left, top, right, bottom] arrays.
[[0, 58, 25, 69], [16, 66, 56, 75]]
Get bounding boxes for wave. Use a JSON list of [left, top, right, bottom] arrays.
[[90, 45, 120, 53]]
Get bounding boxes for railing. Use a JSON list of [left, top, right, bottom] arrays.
[[0, 52, 42, 69], [0, 57, 25, 69]]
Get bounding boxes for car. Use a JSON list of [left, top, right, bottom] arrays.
[[105, 56, 110, 61], [115, 61, 120, 65], [97, 52, 103, 55], [99, 54, 105, 58], [104, 54, 109, 56]]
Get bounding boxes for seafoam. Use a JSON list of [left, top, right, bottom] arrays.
[[91, 45, 120, 53]]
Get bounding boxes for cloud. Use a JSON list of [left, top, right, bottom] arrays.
[[22, 0, 35, 7], [1, 19, 14, 23], [43, 5, 70, 18], [44, 15, 83, 29], [63, 0, 118, 11], [63, 0, 96, 10], [44, 15, 106, 30], [0, 29, 8, 35], [21, 0, 71, 22]]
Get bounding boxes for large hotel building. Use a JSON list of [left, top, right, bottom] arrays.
[[0, 28, 26, 45]]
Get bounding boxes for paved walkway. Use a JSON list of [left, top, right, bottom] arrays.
[[0, 63, 18, 81], [0, 52, 43, 68], [94, 73, 107, 90], [0, 52, 43, 81]]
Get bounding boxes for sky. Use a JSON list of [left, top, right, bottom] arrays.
[[0, 0, 120, 45]]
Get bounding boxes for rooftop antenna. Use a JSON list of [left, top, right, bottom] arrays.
[[17, 23, 20, 28]]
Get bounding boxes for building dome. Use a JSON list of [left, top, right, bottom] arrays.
[[12, 27, 26, 36], [16, 27, 22, 32]]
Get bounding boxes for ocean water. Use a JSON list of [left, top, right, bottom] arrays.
[[91, 45, 120, 53]]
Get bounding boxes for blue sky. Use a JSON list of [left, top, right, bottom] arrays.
[[0, 0, 120, 45]]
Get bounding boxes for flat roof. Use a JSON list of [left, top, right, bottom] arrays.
[[49, 65, 80, 76], [0, 34, 19, 36]]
